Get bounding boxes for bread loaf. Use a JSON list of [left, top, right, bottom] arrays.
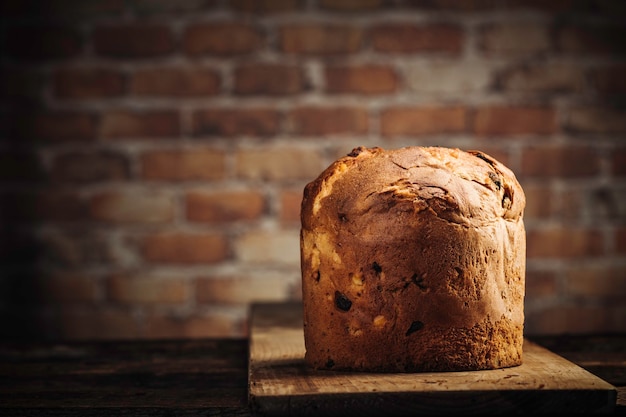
[[300, 146, 526, 372]]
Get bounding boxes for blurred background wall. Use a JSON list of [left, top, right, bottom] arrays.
[[1, 0, 625, 340]]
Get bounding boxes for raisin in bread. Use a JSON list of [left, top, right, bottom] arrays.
[[300, 146, 526, 372]]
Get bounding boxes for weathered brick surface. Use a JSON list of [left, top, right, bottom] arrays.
[[325, 65, 397, 94], [526, 227, 604, 259], [140, 149, 225, 180], [478, 23, 550, 55], [474, 105, 557, 136], [90, 189, 174, 223], [497, 63, 585, 93], [520, 145, 600, 178], [279, 24, 363, 54], [287, 106, 368, 135], [186, 190, 265, 223], [370, 23, 463, 54], [2, 1, 625, 339], [196, 274, 294, 304], [141, 232, 229, 264], [107, 273, 188, 305], [101, 109, 180, 139], [381, 106, 467, 136], [565, 107, 626, 134], [50, 151, 130, 183], [405, 60, 489, 93], [183, 22, 263, 56], [192, 108, 280, 137], [234, 63, 304, 95], [53, 68, 125, 99], [131, 67, 220, 97], [236, 148, 323, 181]]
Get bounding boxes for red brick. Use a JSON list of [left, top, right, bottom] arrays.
[[15, 111, 97, 142], [186, 190, 265, 223], [287, 106, 368, 135], [196, 274, 294, 305], [140, 149, 225, 181], [590, 64, 626, 95], [192, 107, 280, 137], [380, 106, 467, 136], [611, 148, 626, 176], [236, 148, 323, 181], [478, 23, 549, 56], [53, 68, 125, 99], [93, 23, 174, 58], [142, 232, 229, 264], [526, 226, 604, 259], [50, 151, 130, 183], [565, 107, 626, 134], [131, 67, 220, 97], [279, 189, 302, 225], [566, 265, 626, 299], [557, 24, 626, 55], [229, 0, 301, 13], [524, 269, 558, 298], [497, 63, 585, 93], [183, 22, 263, 56], [474, 106, 557, 136], [90, 190, 174, 223], [521, 145, 600, 178], [319, 0, 382, 11], [325, 65, 397, 94], [279, 24, 363, 55], [143, 312, 240, 338], [107, 273, 188, 305], [234, 63, 304, 95], [3, 25, 82, 61], [370, 23, 462, 54], [523, 183, 555, 220], [101, 109, 180, 139]]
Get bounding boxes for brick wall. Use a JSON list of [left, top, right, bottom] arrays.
[[1, 0, 625, 340]]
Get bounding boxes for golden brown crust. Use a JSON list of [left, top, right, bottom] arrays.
[[300, 146, 526, 372]]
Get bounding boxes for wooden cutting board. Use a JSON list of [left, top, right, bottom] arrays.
[[248, 302, 617, 416]]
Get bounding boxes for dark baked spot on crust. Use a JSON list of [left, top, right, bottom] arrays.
[[406, 320, 424, 336], [334, 291, 352, 311], [347, 147, 366, 157], [372, 262, 382, 274], [473, 151, 495, 167], [339, 213, 348, 222], [314, 270, 320, 282], [488, 172, 502, 190], [325, 358, 335, 368]]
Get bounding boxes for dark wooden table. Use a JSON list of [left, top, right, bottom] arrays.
[[0, 334, 624, 415]]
